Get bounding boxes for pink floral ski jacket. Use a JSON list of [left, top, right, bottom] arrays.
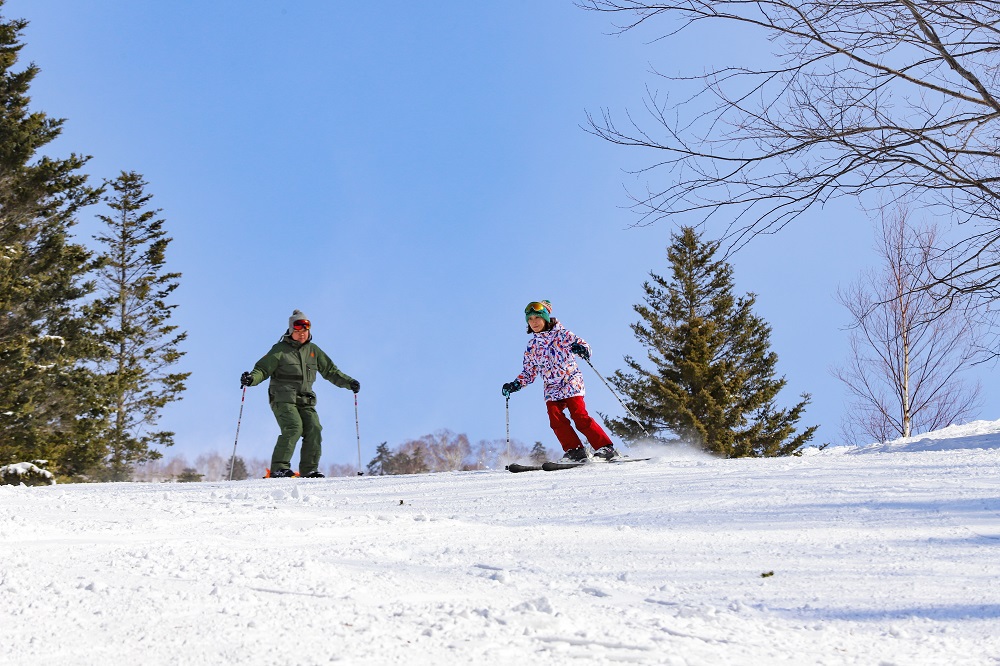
[[516, 322, 592, 402]]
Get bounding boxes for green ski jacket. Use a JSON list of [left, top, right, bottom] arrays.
[[249, 334, 355, 406]]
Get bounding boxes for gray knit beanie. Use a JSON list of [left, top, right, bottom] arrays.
[[288, 309, 310, 334]]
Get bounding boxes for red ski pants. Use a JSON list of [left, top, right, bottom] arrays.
[[546, 396, 614, 452]]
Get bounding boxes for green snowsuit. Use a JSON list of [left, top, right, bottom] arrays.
[[247, 333, 356, 475]]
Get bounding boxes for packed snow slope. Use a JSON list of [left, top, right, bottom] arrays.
[[4, 422, 1000, 665]]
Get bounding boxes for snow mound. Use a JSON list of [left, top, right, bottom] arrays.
[[816, 418, 1000, 455], [0, 461, 56, 486]]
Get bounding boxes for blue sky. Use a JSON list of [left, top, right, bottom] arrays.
[[11, 1, 996, 469]]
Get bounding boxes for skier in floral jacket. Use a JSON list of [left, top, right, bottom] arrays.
[[502, 301, 619, 462]]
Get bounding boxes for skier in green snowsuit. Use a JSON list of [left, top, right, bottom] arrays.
[[240, 309, 359, 478]]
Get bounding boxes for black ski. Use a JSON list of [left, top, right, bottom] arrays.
[[541, 456, 651, 471], [505, 463, 544, 473]]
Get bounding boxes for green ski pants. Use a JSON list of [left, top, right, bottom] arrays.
[[270, 402, 323, 474]]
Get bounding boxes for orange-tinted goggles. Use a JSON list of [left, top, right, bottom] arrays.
[[292, 319, 311, 331], [524, 302, 549, 315]]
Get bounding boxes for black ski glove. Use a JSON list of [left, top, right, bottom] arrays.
[[240, 371, 253, 388], [570, 343, 590, 361], [349, 379, 361, 393], [502, 380, 522, 397]]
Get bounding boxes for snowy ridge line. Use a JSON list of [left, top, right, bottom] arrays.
[[814, 418, 1000, 455]]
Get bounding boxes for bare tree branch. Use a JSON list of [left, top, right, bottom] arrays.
[[580, 1, 1000, 303]]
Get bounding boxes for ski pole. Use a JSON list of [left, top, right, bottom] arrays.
[[583, 357, 651, 439], [505, 395, 511, 463], [355, 393, 363, 476], [228, 386, 247, 481]]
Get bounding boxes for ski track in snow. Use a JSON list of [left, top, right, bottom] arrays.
[[3, 443, 1000, 664]]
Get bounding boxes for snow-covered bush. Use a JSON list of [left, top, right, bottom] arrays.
[[0, 461, 56, 486]]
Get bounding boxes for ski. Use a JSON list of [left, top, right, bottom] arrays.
[[541, 460, 586, 471], [505, 463, 544, 473], [541, 456, 651, 471]]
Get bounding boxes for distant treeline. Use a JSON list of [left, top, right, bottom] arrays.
[[131, 431, 556, 482]]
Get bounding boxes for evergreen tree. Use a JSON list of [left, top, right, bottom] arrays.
[[0, 6, 107, 477], [367, 442, 393, 476], [92, 171, 188, 481], [608, 226, 817, 457], [366, 442, 430, 475], [390, 447, 429, 475], [529, 441, 548, 464], [226, 455, 249, 481], [176, 467, 203, 483]]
